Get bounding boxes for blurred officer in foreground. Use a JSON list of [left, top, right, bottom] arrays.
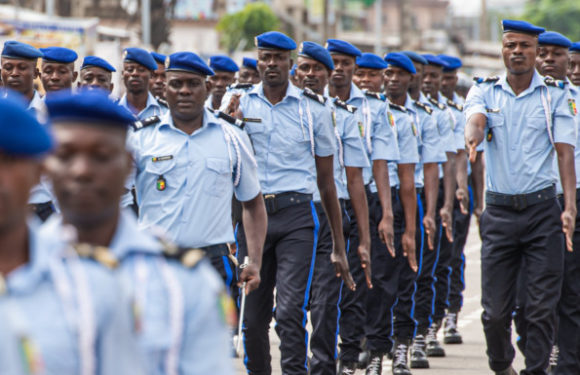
[[119, 47, 167, 119], [207, 55, 239, 110], [78, 56, 116, 93], [150, 52, 167, 101], [465, 20, 577, 375], [239, 57, 261, 84], [295, 41, 371, 375], [0, 93, 142, 375], [42, 89, 235, 375], [39, 47, 78, 96]]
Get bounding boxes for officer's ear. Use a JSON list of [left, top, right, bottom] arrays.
[[109, 82, 114, 94], [72, 70, 78, 83], [205, 79, 213, 95], [289, 57, 294, 69]]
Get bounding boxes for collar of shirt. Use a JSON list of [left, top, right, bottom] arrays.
[[452, 92, 464, 105], [419, 91, 429, 104], [323, 82, 364, 103], [29, 91, 44, 111], [495, 69, 545, 97], [119, 92, 162, 116], [108, 210, 162, 258], [249, 81, 302, 104], [158, 108, 218, 133], [404, 93, 418, 115], [567, 79, 579, 96]]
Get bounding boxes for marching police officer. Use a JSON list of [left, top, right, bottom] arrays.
[[78, 56, 116, 92], [239, 57, 261, 84], [207, 55, 239, 110], [39, 46, 78, 96], [150, 51, 167, 100], [465, 20, 577, 375]]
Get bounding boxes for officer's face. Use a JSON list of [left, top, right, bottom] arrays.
[[421, 65, 442, 97], [78, 67, 114, 93], [150, 62, 166, 99], [330, 54, 355, 88], [536, 45, 569, 81], [45, 123, 130, 228], [122, 62, 151, 94], [384, 66, 412, 98], [165, 71, 210, 121], [0, 153, 41, 233], [569, 53, 580, 86], [41, 62, 77, 94], [257, 49, 292, 87], [440, 71, 458, 99], [239, 67, 260, 84], [295, 56, 330, 94], [1, 58, 39, 96], [408, 62, 423, 91], [353, 67, 383, 92], [502, 32, 538, 75], [208, 71, 236, 100]]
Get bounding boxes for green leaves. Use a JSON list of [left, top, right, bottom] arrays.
[[522, 0, 580, 41]]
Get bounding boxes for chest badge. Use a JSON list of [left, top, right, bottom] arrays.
[[568, 98, 577, 116], [387, 111, 395, 127], [156, 175, 167, 191], [486, 128, 493, 142], [411, 122, 417, 137], [358, 121, 365, 138]]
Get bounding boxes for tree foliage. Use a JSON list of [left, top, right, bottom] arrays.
[[522, 0, 580, 41], [216, 2, 280, 53]]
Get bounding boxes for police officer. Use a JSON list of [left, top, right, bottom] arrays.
[[294, 41, 371, 375], [239, 57, 261, 84], [233, 31, 353, 375], [0, 93, 142, 375], [39, 46, 78, 95], [465, 20, 577, 375], [126, 52, 266, 297], [42, 89, 236, 375], [207, 55, 239, 110], [150, 51, 167, 100], [119, 47, 168, 119], [78, 56, 116, 92]]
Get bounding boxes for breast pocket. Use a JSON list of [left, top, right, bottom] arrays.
[[523, 116, 550, 153], [205, 157, 231, 197], [143, 158, 185, 195], [486, 113, 505, 146]]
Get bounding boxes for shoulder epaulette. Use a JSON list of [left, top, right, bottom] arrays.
[[229, 83, 254, 90], [210, 108, 246, 129], [446, 99, 463, 111], [428, 96, 446, 110], [302, 87, 327, 105], [156, 97, 168, 108], [414, 101, 433, 115], [364, 90, 387, 101], [544, 76, 567, 89], [161, 241, 205, 268], [388, 101, 407, 113], [132, 115, 161, 131], [334, 98, 357, 113], [74, 244, 119, 269], [473, 76, 500, 84]]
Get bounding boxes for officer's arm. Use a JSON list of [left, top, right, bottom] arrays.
[[441, 152, 456, 242], [556, 142, 577, 252], [470, 151, 485, 221], [373, 159, 395, 254], [398, 163, 418, 271], [455, 149, 469, 214], [423, 162, 439, 249], [465, 114, 486, 162], [240, 193, 267, 292]]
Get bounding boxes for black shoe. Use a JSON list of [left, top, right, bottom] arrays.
[[410, 335, 429, 369], [547, 345, 559, 374], [495, 366, 517, 375], [392, 339, 412, 375], [358, 350, 371, 369], [443, 313, 463, 344], [365, 352, 383, 375], [338, 360, 358, 375], [426, 322, 446, 357]]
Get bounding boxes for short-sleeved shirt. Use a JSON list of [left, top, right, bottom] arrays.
[[555, 81, 580, 193], [127, 109, 261, 248], [119, 92, 168, 120], [239, 82, 336, 195], [443, 92, 467, 152], [464, 70, 577, 195]]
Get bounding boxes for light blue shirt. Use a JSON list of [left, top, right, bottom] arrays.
[[555, 82, 580, 193], [127, 109, 261, 248], [385, 102, 420, 188], [0, 305, 26, 375], [313, 98, 370, 201], [464, 70, 577, 195], [4, 223, 142, 375], [443, 92, 467, 152], [239, 82, 336, 194], [119, 92, 168, 120]]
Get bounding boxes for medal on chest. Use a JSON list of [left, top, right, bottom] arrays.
[[156, 175, 166, 191], [387, 111, 395, 128], [569, 98, 578, 116]]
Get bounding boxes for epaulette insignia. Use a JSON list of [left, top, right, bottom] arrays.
[[161, 241, 205, 268], [334, 98, 357, 113], [156, 97, 168, 108], [229, 83, 254, 90], [303, 87, 327, 105], [414, 101, 433, 115], [364, 90, 386, 101], [447, 99, 463, 111], [73, 244, 119, 269], [544, 76, 567, 89], [388, 101, 407, 113], [428, 97, 446, 110], [132, 115, 160, 131], [210, 109, 246, 129], [473, 76, 500, 84]]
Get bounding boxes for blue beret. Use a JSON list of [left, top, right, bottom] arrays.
[[123, 47, 157, 71], [538, 31, 572, 48], [255, 31, 296, 51], [150, 52, 166, 65], [502, 19, 545, 35], [298, 41, 334, 71], [422, 54, 448, 68], [437, 54, 462, 72], [325, 39, 362, 57], [0, 93, 53, 156], [46, 89, 135, 128], [242, 57, 257, 70], [290, 64, 297, 77], [356, 53, 388, 69], [570, 42, 580, 53], [40, 47, 77, 64], [165, 52, 214, 76], [209, 55, 239, 72], [1, 41, 43, 60], [401, 51, 428, 65], [81, 56, 116, 72], [384, 52, 416, 74]]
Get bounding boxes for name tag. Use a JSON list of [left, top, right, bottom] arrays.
[[151, 155, 173, 162], [486, 108, 500, 113], [243, 117, 262, 123]]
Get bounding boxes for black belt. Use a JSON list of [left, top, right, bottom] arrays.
[[263, 192, 313, 214], [416, 187, 424, 195], [485, 186, 556, 211], [200, 243, 230, 257]]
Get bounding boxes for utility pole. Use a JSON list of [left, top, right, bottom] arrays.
[[142, 0, 151, 46], [374, 0, 382, 54], [46, 0, 55, 17], [323, 0, 329, 42], [480, 0, 488, 41]]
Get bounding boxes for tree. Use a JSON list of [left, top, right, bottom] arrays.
[[216, 2, 280, 53], [521, 0, 580, 41]]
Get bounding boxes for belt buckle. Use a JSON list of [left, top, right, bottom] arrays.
[[263, 194, 277, 213], [512, 194, 527, 211]]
